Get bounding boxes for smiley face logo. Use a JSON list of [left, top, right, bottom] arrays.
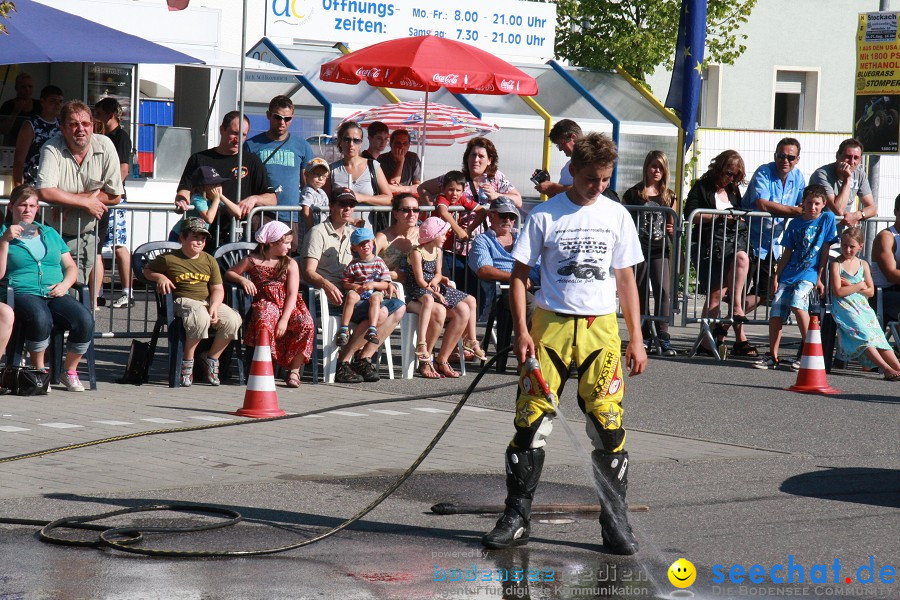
[[668, 558, 696, 588]]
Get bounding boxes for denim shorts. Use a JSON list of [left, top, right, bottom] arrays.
[[771, 280, 814, 319]]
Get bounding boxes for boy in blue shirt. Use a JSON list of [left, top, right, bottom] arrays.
[[754, 184, 838, 370]]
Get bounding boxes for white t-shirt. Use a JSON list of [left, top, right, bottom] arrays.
[[559, 160, 573, 187], [512, 193, 643, 315]]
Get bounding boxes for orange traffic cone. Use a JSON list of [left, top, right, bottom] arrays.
[[232, 329, 286, 418], [787, 315, 840, 395]]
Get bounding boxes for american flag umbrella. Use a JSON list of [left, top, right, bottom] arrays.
[[321, 36, 537, 173], [342, 101, 500, 147]]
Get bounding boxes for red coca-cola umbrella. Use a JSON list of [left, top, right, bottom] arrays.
[[320, 36, 538, 172]]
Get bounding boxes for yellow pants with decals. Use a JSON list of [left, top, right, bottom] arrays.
[[512, 308, 626, 453]]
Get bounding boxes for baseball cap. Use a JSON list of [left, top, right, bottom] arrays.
[[180, 217, 211, 237], [333, 188, 358, 205], [490, 196, 520, 221], [306, 157, 329, 172], [350, 227, 375, 246], [190, 165, 230, 187]]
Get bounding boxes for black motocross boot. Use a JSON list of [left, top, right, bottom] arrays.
[[592, 450, 639, 555], [482, 447, 545, 549]]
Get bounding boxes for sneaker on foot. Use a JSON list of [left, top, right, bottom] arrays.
[[334, 328, 350, 346], [364, 327, 379, 344], [788, 358, 801, 371], [753, 354, 779, 370], [335, 361, 363, 383], [111, 293, 135, 309], [60, 371, 85, 392], [659, 339, 676, 356], [203, 355, 220, 386], [181, 360, 194, 387], [351, 357, 380, 382]]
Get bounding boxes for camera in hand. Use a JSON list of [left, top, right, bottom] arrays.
[[530, 169, 550, 185]]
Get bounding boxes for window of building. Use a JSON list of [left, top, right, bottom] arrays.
[[773, 69, 819, 131]]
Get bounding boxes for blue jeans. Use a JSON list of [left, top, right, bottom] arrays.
[[13, 294, 94, 355]]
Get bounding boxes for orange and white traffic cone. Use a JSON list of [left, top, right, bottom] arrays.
[[232, 329, 286, 418], [787, 315, 841, 395]]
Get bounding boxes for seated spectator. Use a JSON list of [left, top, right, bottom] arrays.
[[622, 150, 677, 356], [299, 157, 330, 249], [335, 228, 392, 347], [467, 197, 540, 325], [374, 193, 448, 378], [810, 138, 876, 228], [301, 189, 405, 384], [143, 217, 243, 387], [406, 217, 484, 378], [225, 221, 314, 388], [871, 193, 900, 322], [0, 185, 93, 392], [433, 169, 487, 289], [378, 129, 421, 196]]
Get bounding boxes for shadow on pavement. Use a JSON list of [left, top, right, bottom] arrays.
[[779, 467, 900, 509]]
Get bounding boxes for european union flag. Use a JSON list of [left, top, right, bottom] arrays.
[[665, 0, 707, 153]]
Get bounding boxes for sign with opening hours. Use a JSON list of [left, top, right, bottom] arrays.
[[266, 0, 557, 61]]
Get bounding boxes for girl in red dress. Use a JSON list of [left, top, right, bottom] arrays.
[[226, 221, 313, 387]]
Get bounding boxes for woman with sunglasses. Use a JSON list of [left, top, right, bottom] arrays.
[[330, 122, 391, 231], [374, 194, 447, 378], [685, 149, 752, 356]]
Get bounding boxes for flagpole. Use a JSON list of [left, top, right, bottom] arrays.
[[235, 0, 248, 242]]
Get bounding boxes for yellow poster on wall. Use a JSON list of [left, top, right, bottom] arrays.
[[855, 12, 900, 154]]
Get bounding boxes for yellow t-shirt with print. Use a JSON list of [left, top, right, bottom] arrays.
[[148, 249, 221, 302]]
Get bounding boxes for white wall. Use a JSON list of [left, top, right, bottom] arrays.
[[646, 0, 882, 133]]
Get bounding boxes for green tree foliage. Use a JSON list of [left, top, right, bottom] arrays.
[[554, 0, 757, 82], [0, 1, 15, 35]]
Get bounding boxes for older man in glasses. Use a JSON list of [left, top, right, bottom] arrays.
[[741, 137, 806, 320], [245, 95, 314, 241], [175, 111, 276, 253]]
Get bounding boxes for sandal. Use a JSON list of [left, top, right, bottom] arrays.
[[884, 371, 900, 381], [417, 357, 442, 379], [434, 360, 461, 378], [732, 315, 749, 325], [285, 370, 301, 388], [732, 340, 759, 357], [415, 342, 431, 362], [464, 339, 487, 361]]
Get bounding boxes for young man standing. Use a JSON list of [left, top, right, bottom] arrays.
[[482, 133, 647, 554]]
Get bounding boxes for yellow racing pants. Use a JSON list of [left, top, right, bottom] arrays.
[[512, 308, 626, 454]]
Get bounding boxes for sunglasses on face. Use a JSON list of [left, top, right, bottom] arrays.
[[271, 114, 293, 123], [337, 201, 356, 208], [398, 207, 420, 214], [342, 136, 363, 145], [775, 152, 797, 162], [497, 213, 517, 221]]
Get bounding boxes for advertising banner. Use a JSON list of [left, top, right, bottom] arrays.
[[266, 0, 557, 62], [855, 12, 900, 154]]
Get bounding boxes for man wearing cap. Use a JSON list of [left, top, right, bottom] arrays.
[[143, 217, 243, 388], [301, 188, 406, 383], [468, 197, 540, 326], [175, 111, 276, 252], [244, 96, 314, 231], [36, 100, 124, 286]]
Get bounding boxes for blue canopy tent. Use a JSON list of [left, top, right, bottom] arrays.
[[0, 0, 202, 66]]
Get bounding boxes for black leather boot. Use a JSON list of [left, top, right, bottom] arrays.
[[482, 447, 545, 549], [592, 450, 638, 555]]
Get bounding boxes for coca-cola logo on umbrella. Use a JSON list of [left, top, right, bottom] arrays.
[[432, 73, 460, 86], [356, 67, 382, 79], [500, 79, 517, 91]]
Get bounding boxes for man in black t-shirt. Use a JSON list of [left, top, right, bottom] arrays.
[[0, 72, 39, 147], [175, 111, 276, 252]]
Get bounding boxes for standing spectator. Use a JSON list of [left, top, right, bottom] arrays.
[[225, 221, 314, 388], [741, 138, 806, 326], [433, 169, 486, 291], [378, 129, 421, 196], [810, 138, 877, 227], [534, 118, 581, 198], [329, 121, 391, 231], [684, 150, 751, 356], [301, 189, 405, 384], [143, 218, 243, 387], [175, 111, 276, 252], [829, 226, 900, 380], [361, 121, 389, 160], [482, 133, 645, 554], [753, 185, 838, 370], [299, 157, 330, 248], [94, 97, 134, 309], [244, 95, 313, 244], [623, 150, 677, 356], [871, 193, 900, 322], [35, 100, 123, 286], [0, 72, 39, 147], [0, 185, 94, 392], [13, 85, 63, 186]]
